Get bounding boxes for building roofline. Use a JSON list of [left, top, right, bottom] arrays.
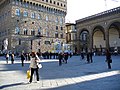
[[65, 23, 76, 26], [76, 6, 120, 24]]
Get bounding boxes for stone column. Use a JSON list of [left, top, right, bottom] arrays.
[[105, 27, 109, 50], [89, 33, 93, 52]]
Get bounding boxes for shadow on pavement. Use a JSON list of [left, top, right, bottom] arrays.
[[0, 82, 25, 89]]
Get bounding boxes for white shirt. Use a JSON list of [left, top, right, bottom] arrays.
[[29, 57, 38, 68]]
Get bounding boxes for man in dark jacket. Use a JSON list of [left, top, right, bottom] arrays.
[[64, 52, 69, 64], [106, 49, 112, 69], [58, 52, 63, 66], [21, 53, 25, 67]]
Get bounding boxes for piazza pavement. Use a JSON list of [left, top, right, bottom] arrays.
[[0, 55, 120, 90]]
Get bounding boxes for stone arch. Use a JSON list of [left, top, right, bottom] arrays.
[[107, 21, 120, 52], [79, 28, 90, 52], [79, 28, 90, 41], [92, 25, 105, 54], [107, 21, 120, 38], [92, 25, 105, 40]]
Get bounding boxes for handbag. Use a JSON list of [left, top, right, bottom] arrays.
[[109, 59, 112, 63], [37, 63, 42, 68], [27, 70, 31, 79], [106, 59, 112, 63]]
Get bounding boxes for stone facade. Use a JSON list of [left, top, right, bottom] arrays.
[[76, 7, 120, 54], [0, 0, 67, 53], [65, 23, 77, 53]]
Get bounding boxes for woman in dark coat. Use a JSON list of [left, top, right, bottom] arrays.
[[106, 49, 112, 69], [58, 52, 63, 66]]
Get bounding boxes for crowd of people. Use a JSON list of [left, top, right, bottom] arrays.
[[3, 49, 113, 84], [5, 53, 15, 64], [4, 49, 112, 69], [58, 52, 72, 66], [41, 51, 73, 59], [80, 51, 93, 63], [80, 49, 112, 69]]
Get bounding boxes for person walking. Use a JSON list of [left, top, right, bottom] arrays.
[[89, 51, 93, 63], [11, 53, 14, 64], [28, 53, 31, 61], [21, 53, 25, 67], [64, 52, 69, 64], [106, 49, 112, 69], [58, 52, 63, 66], [81, 51, 84, 60], [86, 52, 90, 63], [6, 53, 9, 64], [29, 52, 39, 83]]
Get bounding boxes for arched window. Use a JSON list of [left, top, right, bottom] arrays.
[[31, 12, 35, 18], [15, 9, 20, 16], [60, 33, 63, 38], [38, 14, 41, 19], [55, 17, 58, 23], [31, 29, 35, 35], [55, 32, 58, 38], [56, 26, 58, 30], [15, 0, 19, 5], [46, 15, 48, 21], [60, 18, 63, 24], [15, 27, 20, 34], [23, 11, 28, 17], [19, 39, 21, 45], [38, 27, 41, 35], [23, 28, 28, 35], [25, 2, 29, 7], [61, 27, 63, 30], [80, 31, 88, 41]]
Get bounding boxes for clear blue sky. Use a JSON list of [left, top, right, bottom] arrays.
[[65, 0, 120, 23]]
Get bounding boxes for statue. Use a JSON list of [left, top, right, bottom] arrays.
[[4, 38, 8, 50]]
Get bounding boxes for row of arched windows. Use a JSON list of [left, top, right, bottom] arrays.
[[15, 27, 64, 38], [15, 8, 64, 24]]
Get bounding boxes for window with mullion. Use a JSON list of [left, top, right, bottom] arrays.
[[31, 12, 35, 18], [38, 14, 41, 19], [38, 28, 41, 35], [15, 9, 20, 16], [55, 32, 58, 38], [31, 30, 35, 35], [15, 27, 20, 34], [23, 28, 28, 35], [23, 11, 28, 17]]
